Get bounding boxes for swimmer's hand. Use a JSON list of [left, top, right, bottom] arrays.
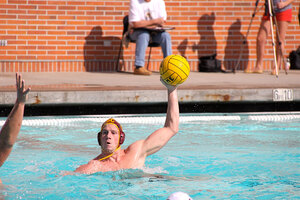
[[160, 77, 177, 92], [16, 73, 31, 104]]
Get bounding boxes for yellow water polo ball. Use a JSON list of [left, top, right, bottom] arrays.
[[159, 55, 190, 86]]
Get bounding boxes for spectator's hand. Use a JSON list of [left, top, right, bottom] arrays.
[[154, 17, 165, 26], [16, 73, 31, 104], [160, 77, 177, 93], [146, 25, 158, 29]]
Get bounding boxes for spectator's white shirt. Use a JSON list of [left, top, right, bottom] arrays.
[[129, 0, 167, 23]]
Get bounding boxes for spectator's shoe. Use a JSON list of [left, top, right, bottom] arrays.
[[271, 70, 277, 75], [253, 69, 263, 74], [244, 68, 253, 73], [133, 67, 152, 75]]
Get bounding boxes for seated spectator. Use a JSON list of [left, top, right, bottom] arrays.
[[128, 0, 172, 75]]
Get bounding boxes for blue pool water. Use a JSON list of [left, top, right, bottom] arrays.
[[0, 113, 299, 199]]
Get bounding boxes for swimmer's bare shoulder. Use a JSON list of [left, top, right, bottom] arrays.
[[61, 160, 103, 175], [74, 159, 102, 174], [123, 139, 147, 168]]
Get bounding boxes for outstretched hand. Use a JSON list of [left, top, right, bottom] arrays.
[[160, 77, 177, 93], [16, 73, 31, 103]]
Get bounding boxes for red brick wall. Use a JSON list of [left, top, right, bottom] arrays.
[[0, 0, 299, 72]]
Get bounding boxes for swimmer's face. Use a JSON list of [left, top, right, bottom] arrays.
[[100, 124, 120, 152]]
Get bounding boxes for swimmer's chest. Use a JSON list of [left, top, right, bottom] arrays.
[[100, 151, 144, 171]]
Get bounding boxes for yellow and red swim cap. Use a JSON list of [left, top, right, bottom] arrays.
[[97, 118, 125, 146]]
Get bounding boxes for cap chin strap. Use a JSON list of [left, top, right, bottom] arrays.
[[99, 122, 122, 161], [99, 145, 121, 161]]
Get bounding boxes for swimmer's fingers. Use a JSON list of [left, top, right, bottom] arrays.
[[16, 73, 31, 103], [16, 73, 21, 90], [23, 87, 31, 96], [160, 77, 177, 92]]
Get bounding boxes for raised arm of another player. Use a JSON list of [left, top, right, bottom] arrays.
[[139, 79, 179, 157], [0, 73, 30, 167]]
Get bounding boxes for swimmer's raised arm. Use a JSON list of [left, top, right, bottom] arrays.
[[139, 79, 179, 157], [0, 73, 30, 167]]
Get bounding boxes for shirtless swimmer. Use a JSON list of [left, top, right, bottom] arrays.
[[74, 79, 179, 174]]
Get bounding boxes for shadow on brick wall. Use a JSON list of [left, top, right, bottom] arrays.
[[84, 26, 123, 72], [192, 13, 217, 69], [224, 19, 249, 71], [177, 38, 188, 58]]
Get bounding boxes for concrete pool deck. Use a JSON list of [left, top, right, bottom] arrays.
[[0, 70, 300, 115]]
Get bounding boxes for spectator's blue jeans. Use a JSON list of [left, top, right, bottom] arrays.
[[129, 29, 172, 68]]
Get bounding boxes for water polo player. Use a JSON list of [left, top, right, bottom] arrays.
[[74, 79, 179, 174]]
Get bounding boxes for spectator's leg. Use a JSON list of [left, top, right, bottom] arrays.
[[130, 30, 150, 68], [152, 31, 172, 58], [254, 19, 271, 73]]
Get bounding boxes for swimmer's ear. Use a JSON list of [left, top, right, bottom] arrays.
[[119, 131, 125, 145], [97, 131, 102, 146]]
